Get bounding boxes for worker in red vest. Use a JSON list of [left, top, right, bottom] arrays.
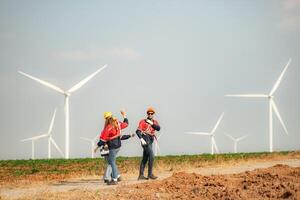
[[136, 107, 161, 180]]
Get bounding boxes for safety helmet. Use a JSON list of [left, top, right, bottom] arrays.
[[146, 107, 155, 114], [104, 112, 113, 119]]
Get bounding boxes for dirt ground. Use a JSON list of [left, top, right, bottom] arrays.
[[105, 164, 300, 200], [1, 159, 300, 200]]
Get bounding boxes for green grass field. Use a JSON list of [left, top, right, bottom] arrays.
[[0, 151, 298, 180]]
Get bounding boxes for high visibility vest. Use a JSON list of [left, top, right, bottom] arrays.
[[138, 119, 159, 136], [100, 121, 128, 141]]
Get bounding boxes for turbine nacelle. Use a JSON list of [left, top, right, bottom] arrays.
[[64, 92, 71, 97]]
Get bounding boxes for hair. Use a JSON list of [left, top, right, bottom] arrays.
[[104, 117, 120, 130]]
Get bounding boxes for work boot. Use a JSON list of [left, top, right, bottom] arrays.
[[103, 179, 110, 184], [148, 174, 158, 180], [117, 176, 122, 182], [138, 175, 149, 180], [107, 180, 118, 185]]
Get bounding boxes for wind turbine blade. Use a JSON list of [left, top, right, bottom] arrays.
[[48, 109, 57, 134], [34, 134, 49, 140], [157, 132, 163, 140], [67, 64, 108, 93], [50, 138, 64, 157], [212, 138, 219, 154], [225, 94, 268, 98], [155, 139, 160, 151], [237, 135, 248, 141], [270, 58, 292, 96], [185, 132, 212, 136], [93, 135, 99, 141], [271, 100, 288, 135], [22, 134, 48, 141], [18, 71, 65, 94], [21, 137, 34, 142], [224, 133, 235, 141], [211, 112, 224, 133]]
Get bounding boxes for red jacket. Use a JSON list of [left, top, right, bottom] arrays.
[[100, 121, 128, 142], [138, 119, 159, 136]]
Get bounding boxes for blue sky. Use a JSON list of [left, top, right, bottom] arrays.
[[0, 0, 299, 159]]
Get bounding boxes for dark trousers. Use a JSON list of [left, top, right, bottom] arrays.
[[139, 142, 155, 176]]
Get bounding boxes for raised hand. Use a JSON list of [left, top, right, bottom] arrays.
[[120, 109, 126, 118]]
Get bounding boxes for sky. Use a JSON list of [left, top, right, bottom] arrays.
[[0, 0, 299, 160]]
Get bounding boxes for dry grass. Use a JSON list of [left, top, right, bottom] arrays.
[[0, 151, 299, 187]]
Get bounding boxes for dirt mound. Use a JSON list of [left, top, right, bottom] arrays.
[[100, 164, 300, 200], [3, 162, 300, 200]]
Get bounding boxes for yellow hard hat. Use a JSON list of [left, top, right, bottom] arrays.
[[104, 112, 112, 119]]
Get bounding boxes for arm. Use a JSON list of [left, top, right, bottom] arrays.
[[120, 110, 128, 129], [135, 120, 147, 145], [151, 124, 160, 131], [145, 119, 161, 131], [136, 129, 142, 138], [97, 139, 106, 147], [152, 120, 160, 131], [120, 134, 132, 140], [135, 119, 145, 138], [120, 118, 128, 129], [136, 129, 147, 146]]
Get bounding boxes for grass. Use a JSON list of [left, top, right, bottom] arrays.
[[0, 151, 299, 185]]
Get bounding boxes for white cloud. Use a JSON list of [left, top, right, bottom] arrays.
[[54, 47, 141, 61], [278, 14, 300, 31], [278, 0, 300, 32], [106, 48, 141, 60], [283, 0, 300, 11]]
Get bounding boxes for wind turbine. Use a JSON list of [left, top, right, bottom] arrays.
[[80, 135, 98, 158], [224, 133, 248, 153], [21, 109, 64, 159], [185, 112, 224, 155], [154, 132, 163, 156], [225, 59, 291, 152], [19, 64, 107, 159]]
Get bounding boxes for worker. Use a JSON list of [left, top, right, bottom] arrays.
[[95, 110, 133, 185], [136, 107, 161, 180]]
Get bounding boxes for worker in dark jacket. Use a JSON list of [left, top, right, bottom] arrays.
[[136, 107, 161, 180]]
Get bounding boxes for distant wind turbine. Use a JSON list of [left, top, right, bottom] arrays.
[[80, 135, 98, 158], [224, 133, 248, 153], [21, 109, 64, 159], [19, 64, 108, 159], [225, 59, 291, 152], [185, 112, 224, 155], [154, 132, 163, 156]]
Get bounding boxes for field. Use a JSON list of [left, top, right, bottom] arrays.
[[0, 151, 300, 199]]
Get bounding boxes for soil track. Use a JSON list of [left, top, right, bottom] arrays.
[[1, 159, 300, 199]]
